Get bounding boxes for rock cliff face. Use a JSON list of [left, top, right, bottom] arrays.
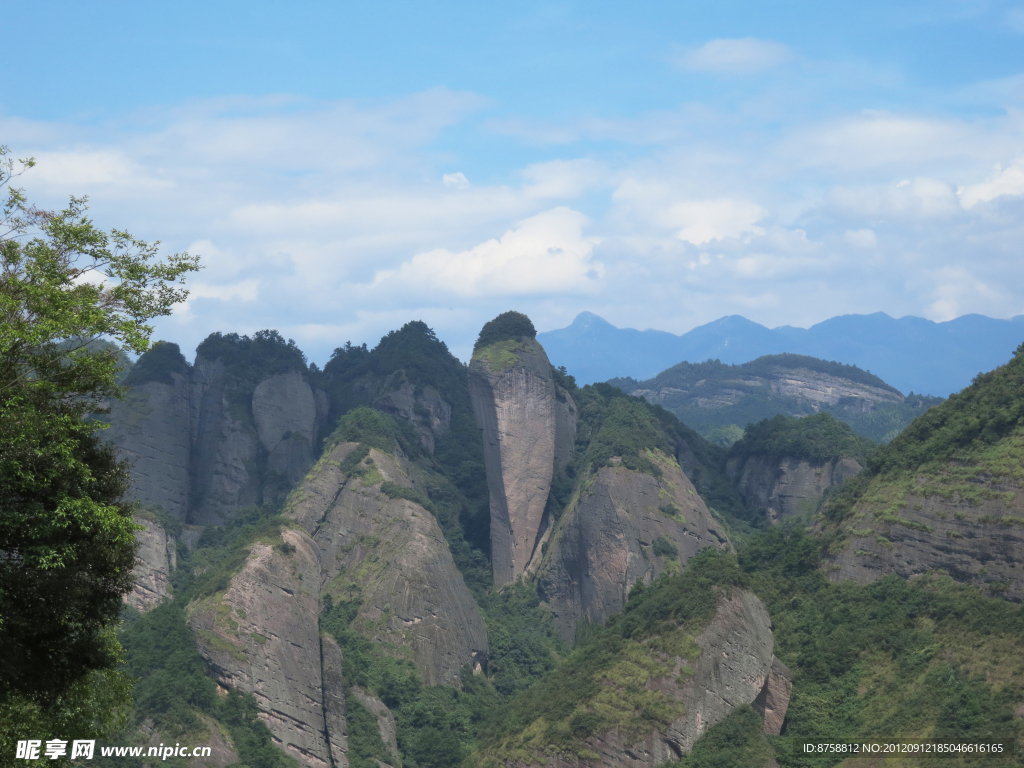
[[828, 476, 1024, 601], [189, 529, 343, 768], [500, 590, 787, 768], [103, 349, 193, 522], [726, 455, 862, 523], [469, 338, 574, 587], [539, 453, 730, 644], [372, 379, 452, 454], [287, 441, 488, 685], [126, 515, 176, 612], [103, 344, 328, 526]]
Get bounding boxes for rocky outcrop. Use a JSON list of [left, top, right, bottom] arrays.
[[104, 361, 192, 522], [138, 713, 241, 768], [726, 455, 862, 523], [752, 656, 793, 736], [351, 687, 399, 765], [828, 478, 1024, 601], [104, 346, 328, 526], [287, 442, 489, 685], [469, 338, 571, 586], [189, 528, 342, 768], [372, 380, 452, 454], [500, 590, 783, 768], [126, 515, 176, 613], [539, 453, 730, 644]]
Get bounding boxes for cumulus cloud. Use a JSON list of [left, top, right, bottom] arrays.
[[959, 161, 1024, 208], [371, 208, 602, 297], [442, 172, 470, 189], [675, 38, 793, 73]]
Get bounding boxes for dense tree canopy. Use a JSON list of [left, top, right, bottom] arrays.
[[0, 146, 200, 747]]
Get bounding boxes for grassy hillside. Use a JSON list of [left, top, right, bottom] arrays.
[[824, 343, 1024, 526]]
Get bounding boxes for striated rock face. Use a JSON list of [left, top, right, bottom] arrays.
[[752, 656, 793, 736], [539, 453, 730, 644], [726, 455, 862, 523], [828, 479, 1024, 601], [189, 528, 342, 768], [104, 348, 328, 526], [351, 687, 399, 765], [126, 515, 176, 613], [373, 380, 452, 454], [104, 372, 192, 522], [517, 591, 780, 768], [288, 442, 489, 685], [469, 339, 563, 587]]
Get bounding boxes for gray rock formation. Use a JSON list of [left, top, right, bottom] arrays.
[[321, 635, 349, 768], [726, 455, 862, 523], [126, 515, 176, 613], [514, 590, 781, 768], [351, 687, 399, 766], [469, 338, 570, 586], [539, 453, 730, 644], [372, 379, 452, 454], [287, 442, 489, 686], [190, 528, 342, 768], [752, 656, 793, 736], [103, 347, 328, 526], [104, 368, 192, 522], [828, 479, 1024, 601]]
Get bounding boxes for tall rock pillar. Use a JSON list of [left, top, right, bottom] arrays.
[[469, 326, 560, 587]]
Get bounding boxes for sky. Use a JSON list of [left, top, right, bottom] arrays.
[[4, 0, 1024, 365]]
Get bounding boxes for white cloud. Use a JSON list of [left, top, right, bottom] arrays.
[[668, 199, 766, 245], [675, 38, 793, 74], [844, 229, 878, 248], [442, 172, 470, 189], [371, 208, 602, 297], [959, 161, 1024, 208], [828, 178, 960, 219], [522, 159, 605, 198]]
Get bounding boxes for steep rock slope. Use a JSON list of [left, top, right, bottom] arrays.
[[611, 353, 935, 444], [824, 344, 1024, 600], [539, 452, 728, 644], [469, 316, 574, 586], [726, 455, 861, 523], [103, 332, 328, 526], [103, 342, 193, 521], [287, 438, 489, 685], [189, 528, 342, 768], [723, 413, 871, 524], [126, 514, 177, 612], [473, 555, 789, 767]]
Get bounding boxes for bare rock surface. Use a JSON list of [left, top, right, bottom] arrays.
[[321, 635, 349, 768], [752, 656, 793, 736], [104, 374, 192, 522], [727, 455, 862, 523], [126, 515, 176, 612], [373, 380, 452, 453], [509, 590, 776, 768], [828, 479, 1024, 601], [288, 442, 488, 685], [189, 528, 336, 768], [469, 338, 559, 586], [253, 372, 320, 453], [352, 687, 400, 764], [539, 454, 730, 644]]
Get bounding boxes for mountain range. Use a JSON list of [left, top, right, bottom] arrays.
[[538, 311, 1024, 396]]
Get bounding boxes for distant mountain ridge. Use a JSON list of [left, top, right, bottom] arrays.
[[537, 311, 1024, 396]]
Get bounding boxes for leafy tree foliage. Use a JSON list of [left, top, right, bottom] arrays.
[[473, 311, 536, 351], [0, 147, 199, 740], [728, 412, 876, 466]]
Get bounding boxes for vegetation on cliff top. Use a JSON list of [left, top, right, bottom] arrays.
[[825, 343, 1024, 524], [728, 412, 876, 466], [121, 340, 189, 387], [611, 353, 940, 446], [473, 311, 537, 352]]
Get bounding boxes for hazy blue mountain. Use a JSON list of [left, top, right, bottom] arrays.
[[538, 311, 1024, 396]]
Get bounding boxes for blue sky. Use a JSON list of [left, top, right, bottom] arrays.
[[5, 0, 1024, 363]]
